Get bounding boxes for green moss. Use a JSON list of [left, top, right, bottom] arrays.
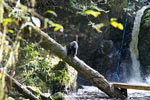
[[139, 9, 150, 69], [50, 61, 71, 93], [16, 43, 70, 94], [52, 92, 65, 100]]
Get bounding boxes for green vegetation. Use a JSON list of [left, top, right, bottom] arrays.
[[52, 92, 65, 100], [17, 43, 71, 93]]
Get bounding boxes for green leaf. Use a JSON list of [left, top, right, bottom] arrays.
[[44, 10, 57, 17]]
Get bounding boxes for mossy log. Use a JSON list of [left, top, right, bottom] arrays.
[[5, 74, 40, 100], [5, 73, 52, 100], [26, 24, 126, 99]]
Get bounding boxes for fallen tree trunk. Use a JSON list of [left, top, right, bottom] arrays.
[[26, 23, 126, 99], [5, 73, 53, 100]]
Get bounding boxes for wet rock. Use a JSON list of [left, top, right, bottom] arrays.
[[67, 64, 78, 92], [138, 8, 150, 74], [89, 40, 118, 80]]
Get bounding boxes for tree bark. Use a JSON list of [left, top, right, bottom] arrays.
[[5, 73, 40, 100], [28, 24, 126, 99]]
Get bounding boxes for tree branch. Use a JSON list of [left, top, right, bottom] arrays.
[[5, 73, 40, 100]]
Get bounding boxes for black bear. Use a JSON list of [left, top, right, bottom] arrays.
[[66, 41, 78, 57]]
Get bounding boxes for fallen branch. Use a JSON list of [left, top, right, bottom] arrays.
[[5, 73, 40, 100], [24, 23, 126, 99]]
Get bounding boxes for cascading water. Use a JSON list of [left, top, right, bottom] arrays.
[[129, 6, 150, 83]]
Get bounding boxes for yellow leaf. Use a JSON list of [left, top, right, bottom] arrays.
[[84, 10, 101, 18], [4, 18, 12, 23], [51, 24, 63, 31], [2, 18, 13, 26], [110, 21, 118, 28], [2, 21, 8, 26], [44, 10, 57, 17], [54, 27, 59, 31], [8, 29, 15, 34], [95, 27, 100, 32], [117, 23, 124, 30]]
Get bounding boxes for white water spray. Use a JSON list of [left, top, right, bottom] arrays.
[[129, 6, 150, 83]]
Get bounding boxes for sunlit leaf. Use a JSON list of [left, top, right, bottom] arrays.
[[44, 10, 57, 17], [110, 18, 124, 30], [50, 24, 63, 32], [110, 21, 118, 28], [54, 27, 59, 31], [2, 18, 13, 26], [84, 10, 101, 18], [95, 27, 101, 32], [8, 29, 15, 34], [4, 18, 12, 22], [117, 23, 124, 30], [2, 21, 8, 26]]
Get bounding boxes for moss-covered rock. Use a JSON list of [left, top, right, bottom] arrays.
[[139, 8, 150, 74], [16, 43, 77, 95], [52, 92, 65, 100], [50, 61, 77, 94]]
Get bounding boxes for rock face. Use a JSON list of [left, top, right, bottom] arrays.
[[90, 40, 118, 79], [34, 0, 134, 83], [138, 8, 150, 75], [66, 63, 78, 92]]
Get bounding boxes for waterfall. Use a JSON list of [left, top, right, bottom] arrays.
[[129, 6, 150, 82]]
